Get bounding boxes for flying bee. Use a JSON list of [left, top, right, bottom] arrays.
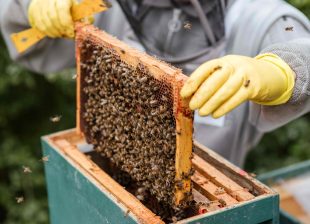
[[22, 166, 32, 174], [16, 196, 24, 204], [50, 115, 62, 123], [183, 21, 192, 30], [40, 155, 50, 162]]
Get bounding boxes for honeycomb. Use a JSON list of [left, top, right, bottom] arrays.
[[77, 25, 193, 216]]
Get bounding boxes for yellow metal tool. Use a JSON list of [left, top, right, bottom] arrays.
[[10, 0, 110, 54]]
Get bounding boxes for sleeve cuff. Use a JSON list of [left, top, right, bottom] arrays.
[[254, 53, 295, 105], [259, 39, 310, 105]]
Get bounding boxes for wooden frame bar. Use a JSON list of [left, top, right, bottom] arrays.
[[194, 141, 272, 197], [192, 171, 238, 206], [192, 154, 255, 201]]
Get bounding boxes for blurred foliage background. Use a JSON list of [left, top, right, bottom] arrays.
[[0, 0, 310, 223]]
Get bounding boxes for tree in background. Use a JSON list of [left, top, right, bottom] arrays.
[[0, 37, 76, 223], [0, 1, 310, 223]]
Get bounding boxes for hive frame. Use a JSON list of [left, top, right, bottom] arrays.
[[75, 24, 193, 206]]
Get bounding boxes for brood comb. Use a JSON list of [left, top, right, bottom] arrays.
[[76, 24, 193, 209]]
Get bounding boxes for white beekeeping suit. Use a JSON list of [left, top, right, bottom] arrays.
[[1, 0, 310, 166]]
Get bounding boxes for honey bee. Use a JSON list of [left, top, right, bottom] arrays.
[[249, 172, 257, 177], [175, 180, 184, 190], [285, 26, 294, 31], [22, 166, 32, 174], [183, 21, 192, 30], [244, 79, 250, 88], [40, 155, 49, 162], [50, 115, 62, 123], [214, 187, 225, 195], [139, 76, 148, 83], [136, 195, 144, 201], [218, 198, 227, 207], [171, 216, 178, 223], [123, 209, 130, 217], [16, 196, 24, 204]]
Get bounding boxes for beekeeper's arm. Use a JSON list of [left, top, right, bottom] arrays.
[[0, 0, 76, 73], [181, 9, 310, 132], [0, 0, 126, 74]]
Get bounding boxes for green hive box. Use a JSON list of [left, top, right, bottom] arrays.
[[41, 129, 280, 224], [259, 160, 310, 224]]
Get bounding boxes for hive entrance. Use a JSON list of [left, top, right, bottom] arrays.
[[76, 24, 193, 216]]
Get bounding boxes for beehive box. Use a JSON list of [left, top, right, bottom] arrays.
[[41, 129, 279, 224], [259, 160, 310, 224]]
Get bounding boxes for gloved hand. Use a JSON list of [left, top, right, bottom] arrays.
[[28, 0, 76, 38], [180, 54, 295, 118]]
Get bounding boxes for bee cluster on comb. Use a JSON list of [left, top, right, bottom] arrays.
[[76, 25, 193, 220]]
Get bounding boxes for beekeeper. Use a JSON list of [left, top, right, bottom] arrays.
[[1, 0, 310, 166]]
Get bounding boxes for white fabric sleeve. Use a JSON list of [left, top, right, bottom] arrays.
[[0, 0, 76, 73], [0, 0, 129, 74], [250, 17, 310, 132]]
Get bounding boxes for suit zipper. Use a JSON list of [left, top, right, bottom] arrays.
[[164, 8, 182, 54]]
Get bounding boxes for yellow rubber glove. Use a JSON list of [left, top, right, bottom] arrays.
[[180, 54, 295, 118], [28, 0, 76, 38]]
